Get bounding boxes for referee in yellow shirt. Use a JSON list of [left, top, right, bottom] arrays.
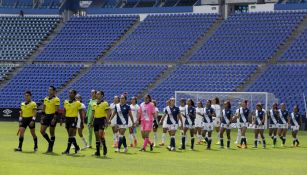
[[15, 91, 38, 152], [62, 89, 83, 155], [40, 86, 60, 153], [90, 90, 110, 157]]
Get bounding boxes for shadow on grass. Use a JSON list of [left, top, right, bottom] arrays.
[[42, 152, 61, 156]]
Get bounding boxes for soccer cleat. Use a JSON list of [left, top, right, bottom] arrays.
[[62, 150, 69, 155], [34, 146, 38, 152], [159, 143, 165, 146], [216, 141, 220, 145], [74, 146, 80, 154], [189, 148, 194, 151], [150, 143, 154, 151], [14, 148, 22, 152], [252, 146, 257, 149], [237, 145, 242, 149], [139, 148, 146, 152], [170, 147, 176, 151], [219, 146, 224, 149], [124, 147, 128, 153], [242, 144, 247, 149], [263, 145, 266, 149], [178, 147, 185, 151], [102, 155, 107, 159], [167, 146, 171, 151], [234, 141, 238, 145], [115, 148, 119, 153], [92, 152, 100, 157]]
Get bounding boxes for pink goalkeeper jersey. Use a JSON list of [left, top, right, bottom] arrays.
[[138, 102, 155, 122]]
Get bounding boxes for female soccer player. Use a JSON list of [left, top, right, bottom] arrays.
[[290, 105, 302, 147], [110, 96, 120, 148], [278, 103, 289, 147], [252, 103, 266, 149], [235, 100, 250, 148], [195, 101, 204, 145], [159, 100, 170, 146], [15, 91, 38, 152], [75, 94, 88, 149], [40, 86, 60, 153], [90, 90, 109, 157], [129, 97, 139, 147], [138, 95, 156, 151], [62, 90, 83, 154], [211, 97, 221, 145], [160, 97, 183, 151], [86, 89, 96, 148], [268, 103, 279, 147], [109, 95, 135, 153], [179, 99, 196, 150], [219, 101, 234, 149], [202, 100, 216, 150], [152, 100, 159, 147]]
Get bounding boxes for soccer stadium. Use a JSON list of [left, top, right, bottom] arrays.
[[0, 0, 306, 175]]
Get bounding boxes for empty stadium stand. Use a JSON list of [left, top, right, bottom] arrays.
[[35, 15, 139, 62], [279, 28, 307, 61], [0, 64, 16, 81], [248, 64, 307, 115], [190, 11, 306, 62], [0, 64, 83, 108], [58, 64, 168, 106], [105, 13, 219, 62], [0, 16, 60, 61]]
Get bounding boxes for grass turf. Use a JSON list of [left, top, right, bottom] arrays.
[[0, 121, 307, 175]]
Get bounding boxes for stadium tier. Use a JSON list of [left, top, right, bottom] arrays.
[[190, 11, 306, 62], [248, 64, 307, 114], [279, 28, 307, 61], [0, 0, 61, 8], [35, 15, 139, 62], [60, 64, 167, 103], [58, 64, 168, 106], [105, 13, 219, 62], [0, 64, 83, 108], [0, 16, 60, 61], [0, 64, 16, 81], [149, 64, 258, 110]]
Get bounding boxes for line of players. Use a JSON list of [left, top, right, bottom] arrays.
[[15, 87, 303, 157]]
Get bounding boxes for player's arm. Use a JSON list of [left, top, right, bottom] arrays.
[[251, 111, 255, 124], [105, 108, 110, 122], [159, 113, 166, 124], [109, 109, 116, 123], [262, 111, 266, 125], [80, 108, 86, 128], [61, 108, 66, 126], [197, 110, 204, 117], [90, 110, 95, 127]]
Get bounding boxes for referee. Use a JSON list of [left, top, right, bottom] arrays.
[[90, 91, 110, 157], [40, 86, 60, 153], [62, 90, 82, 154], [15, 91, 38, 152]]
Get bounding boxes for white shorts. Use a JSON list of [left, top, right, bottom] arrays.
[[213, 117, 221, 127], [254, 125, 265, 130], [184, 123, 195, 129], [168, 124, 178, 131], [238, 122, 248, 129], [110, 116, 117, 127], [195, 117, 203, 128], [76, 116, 81, 129], [162, 118, 169, 129], [221, 123, 231, 130], [203, 123, 213, 131], [128, 117, 137, 128], [269, 124, 278, 129], [291, 125, 299, 131], [118, 124, 128, 129], [278, 123, 288, 129]]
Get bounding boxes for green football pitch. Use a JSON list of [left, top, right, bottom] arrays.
[[1, 122, 307, 175]]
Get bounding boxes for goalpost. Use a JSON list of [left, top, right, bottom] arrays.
[[175, 91, 279, 129]]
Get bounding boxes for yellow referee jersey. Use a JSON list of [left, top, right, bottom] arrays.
[[44, 96, 60, 114], [21, 101, 37, 118], [92, 101, 109, 118], [64, 100, 81, 117]]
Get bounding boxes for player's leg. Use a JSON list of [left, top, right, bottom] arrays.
[[15, 125, 26, 152], [207, 130, 212, 150], [112, 125, 119, 148], [260, 129, 266, 148], [168, 128, 177, 151], [160, 127, 168, 146], [219, 127, 225, 148], [226, 128, 231, 149], [190, 128, 195, 150], [78, 127, 88, 149], [118, 127, 127, 152], [40, 124, 51, 152], [282, 128, 287, 146], [128, 127, 134, 147], [153, 121, 158, 147], [253, 129, 259, 148], [29, 120, 37, 152], [94, 129, 100, 156], [235, 128, 241, 144], [215, 119, 220, 145], [180, 127, 188, 150]]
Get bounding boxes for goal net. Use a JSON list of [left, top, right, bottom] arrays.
[[175, 91, 279, 128]]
